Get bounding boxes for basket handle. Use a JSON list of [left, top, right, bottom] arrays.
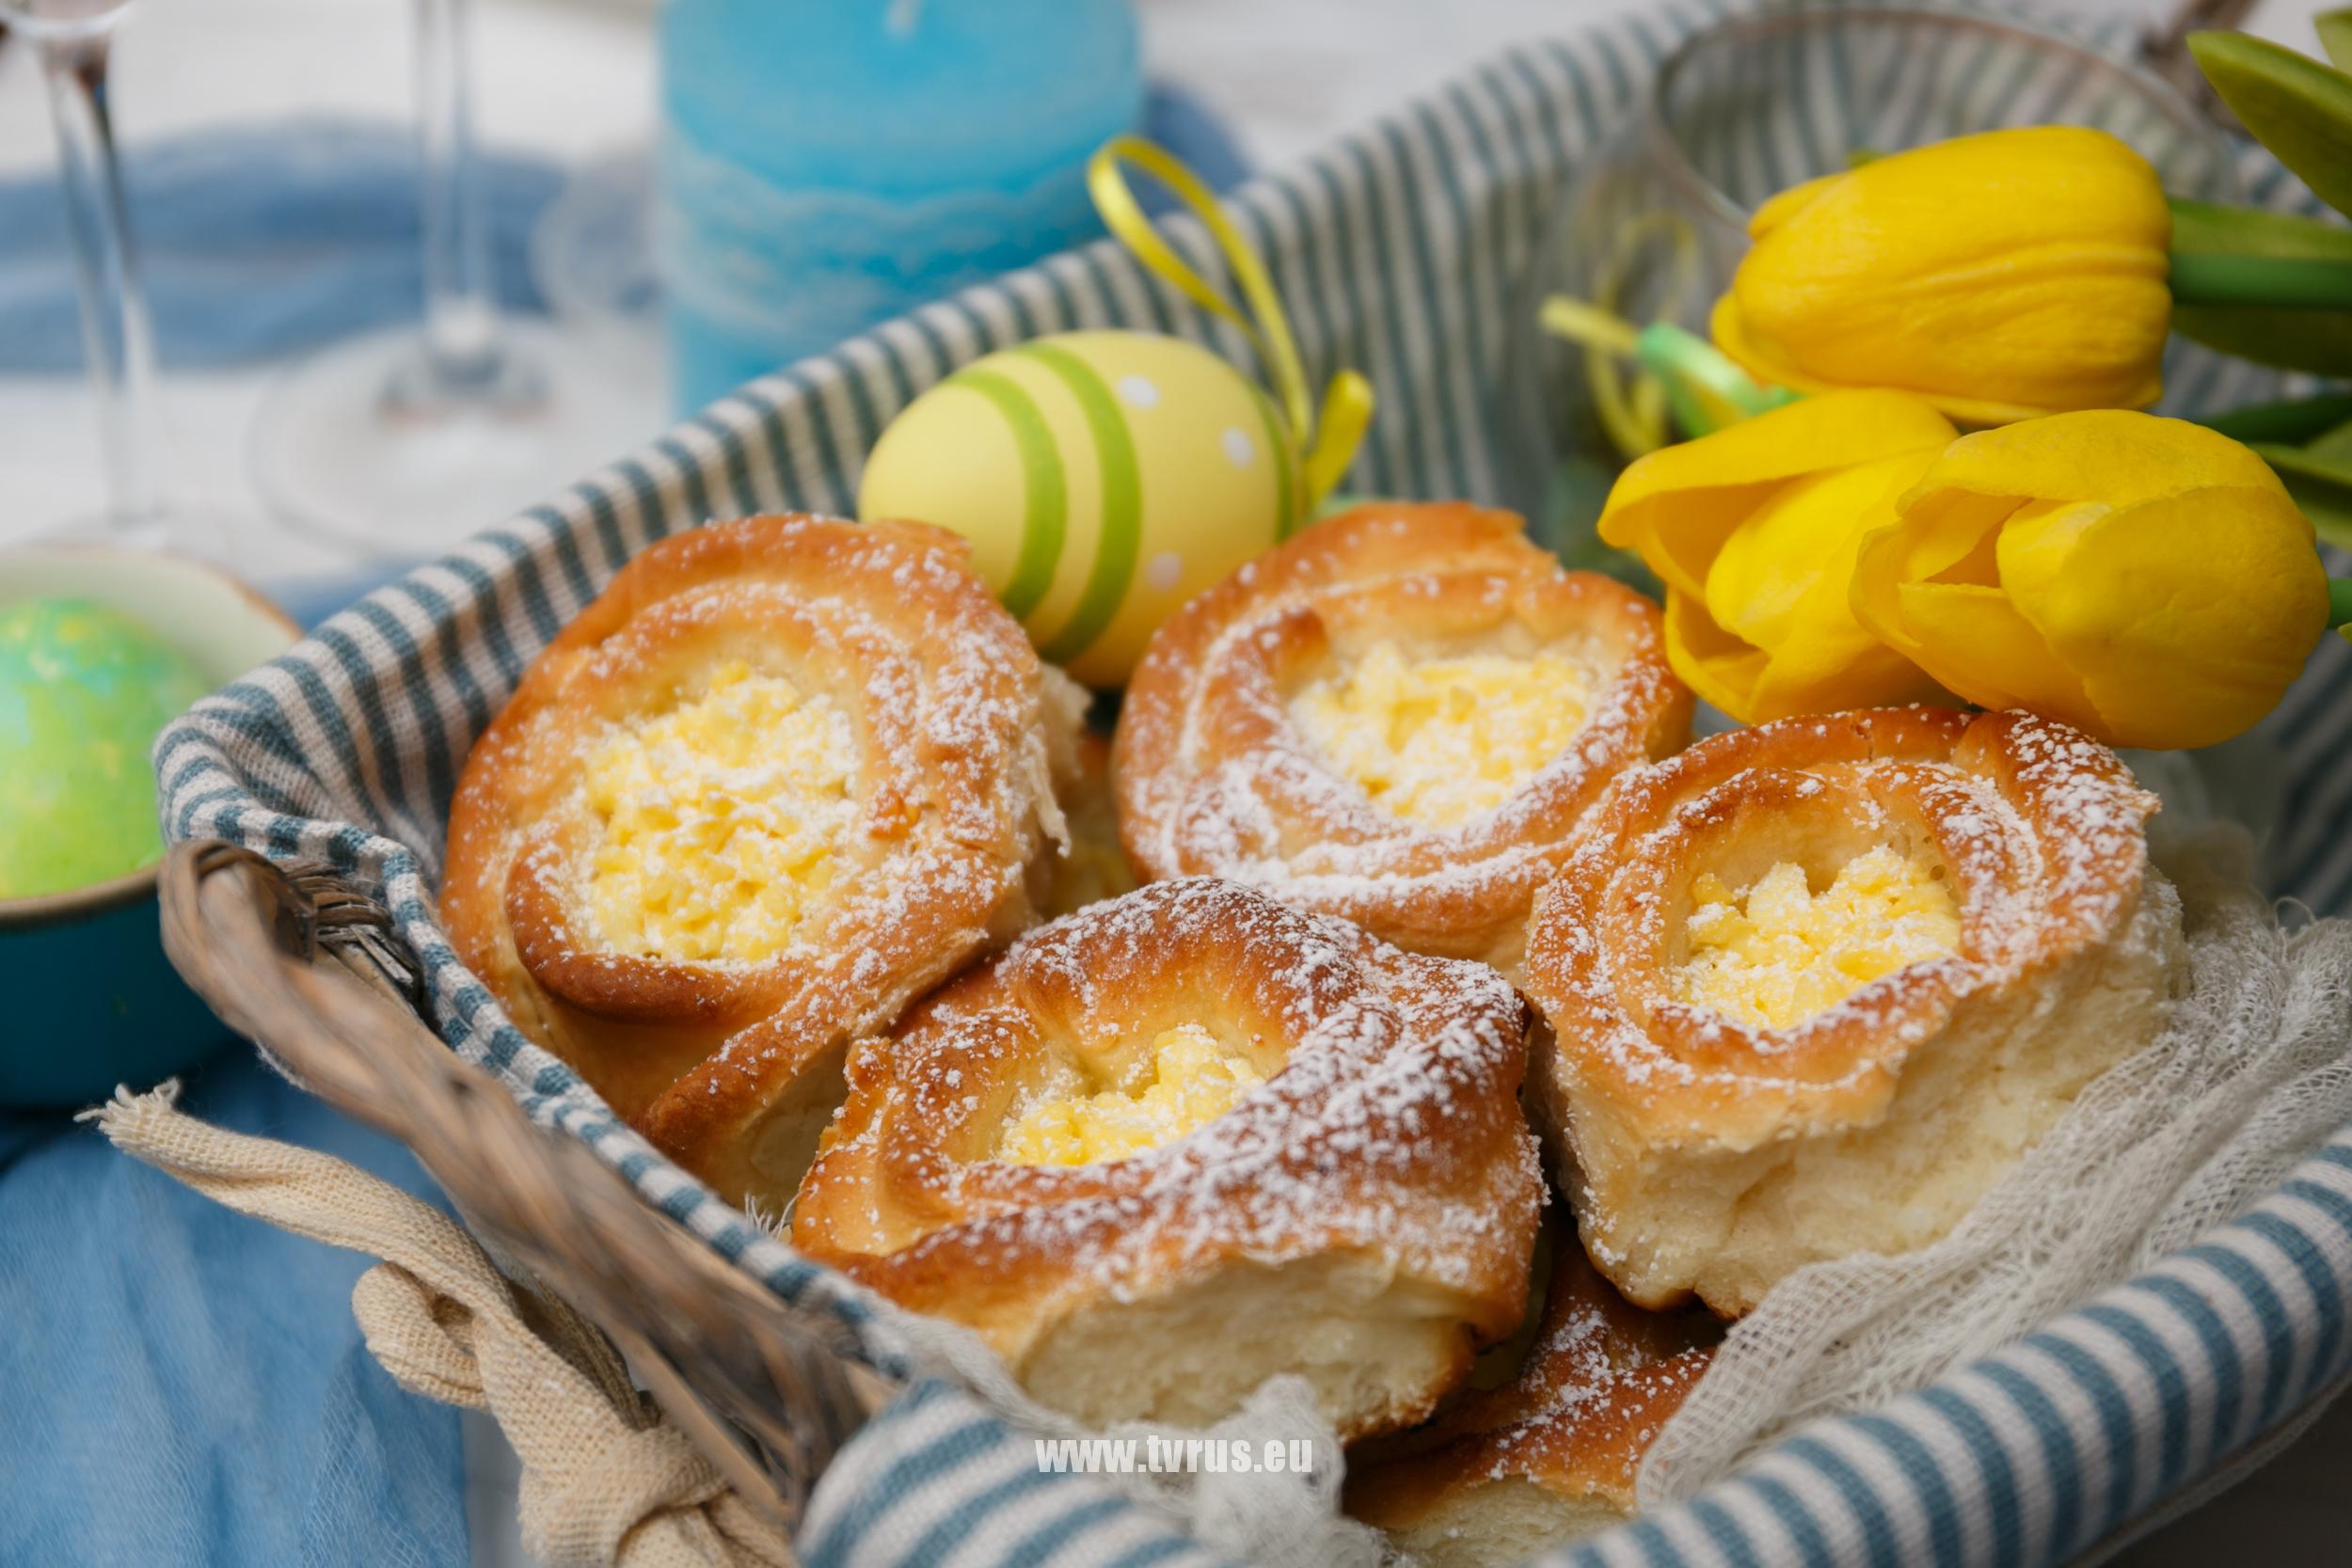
[[155, 840, 890, 1530]]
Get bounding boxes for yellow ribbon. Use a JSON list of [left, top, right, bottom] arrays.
[[1540, 297, 1670, 460], [1538, 211, 1703, 462], [1089, 135, 1374, 506]]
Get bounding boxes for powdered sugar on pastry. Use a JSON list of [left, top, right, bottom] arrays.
[[1345, 1244, 1718, 1566], [791, 878, 1546, 1438], [439, 515, 1083, 1214], [1521, 706, 2185, 1315], [1115, 502, 1692, 978]]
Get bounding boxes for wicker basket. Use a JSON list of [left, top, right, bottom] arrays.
[[156, 4, 2352, 1564]]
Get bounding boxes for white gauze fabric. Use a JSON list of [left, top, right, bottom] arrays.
[[1639, 827, 2352, 1506]]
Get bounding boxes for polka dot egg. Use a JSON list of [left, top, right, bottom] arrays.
[[856, 330, 1307, 687]]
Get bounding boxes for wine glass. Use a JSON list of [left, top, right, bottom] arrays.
[[1495, 8, 2260, 563], [246, 0, 654, 558], [2, 0, 228, 553]]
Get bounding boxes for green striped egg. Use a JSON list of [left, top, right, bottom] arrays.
[[856, 330, 1306, 687]]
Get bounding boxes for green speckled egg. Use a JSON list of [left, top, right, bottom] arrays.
[[0, 597, 212, 900]]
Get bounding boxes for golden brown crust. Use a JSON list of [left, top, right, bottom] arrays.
[[441, 514, 1073, 1210], [1522, 707, 2177, 1313], [1346, 1243, 1716, 1546], [1113, 502, 1692, 975], [789, 878, 1545, 1438]]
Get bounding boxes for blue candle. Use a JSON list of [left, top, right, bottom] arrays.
[[659, 0, 1143, 413]]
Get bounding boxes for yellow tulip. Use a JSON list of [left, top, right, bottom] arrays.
[[1851, 411, 2328, 750], [1710, 127, 2173, 425], [1599, 389, 1957, 722]]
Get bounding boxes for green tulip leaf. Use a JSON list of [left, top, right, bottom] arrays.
[[2189, 31, 2352, 220], [2201, 391, 2352, 444], [2256, 438, 2352, 552], [2170, 251, 2352, 308], [2321, 9, 2352, 72], [2309, 414, 2352, 463], [2170, 199, 2352, 262], [2171, 201, 2352, 371], [2173, 303, 2352, 375], [2192, 392, 2352, 446]]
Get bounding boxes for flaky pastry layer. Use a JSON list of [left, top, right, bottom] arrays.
[[1345, 1241, 1717, 1568], [790, 878, 1544, 1439], [441, 514, 1078, 1212], [1113, 502, 1692, 977], [1523, 707, 2185, 1315]]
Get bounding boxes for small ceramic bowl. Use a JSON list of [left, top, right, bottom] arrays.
[[0, 545, 302, 1109]]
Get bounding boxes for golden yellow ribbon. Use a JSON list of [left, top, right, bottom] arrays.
[[1536, 211, 1705, 462], [1089, 135, 1374, 506], [1540, 297, 1671, 460], [1539, 208, 1796, 463]]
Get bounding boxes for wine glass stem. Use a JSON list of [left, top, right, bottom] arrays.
[[413, 0, 503, 388], [38, 28, 165, 537]]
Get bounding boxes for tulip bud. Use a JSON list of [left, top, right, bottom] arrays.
[[1851, 410, 2329, 749], [1598, 390, 1957, 722], [1711, 127, 2173, 425]]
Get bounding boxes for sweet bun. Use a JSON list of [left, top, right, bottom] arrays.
[[1114, 501, 1692, 978], [790, 878, 1545, 1438], [441, 514, 1081, 1211], [1346, 1242, 1716, 1567], [1523, 707, 2185, 1315]]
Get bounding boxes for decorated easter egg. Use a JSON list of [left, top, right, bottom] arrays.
[[857, 329, 1307, 687], [0, 597, 212, 900]]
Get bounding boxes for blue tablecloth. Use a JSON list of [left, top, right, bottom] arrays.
[[0, 119, 560, 372], [0, 1045, 469, 1567], [0, 90, 1248, 375]]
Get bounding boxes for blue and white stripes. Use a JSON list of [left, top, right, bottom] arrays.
[[1550, 1132, 2352, 1568], [800, 1382, 1243, 1568], [151, 2, 2352, 1563]]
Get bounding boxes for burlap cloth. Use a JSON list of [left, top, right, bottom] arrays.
[[87, 1083, 793, 1568]]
